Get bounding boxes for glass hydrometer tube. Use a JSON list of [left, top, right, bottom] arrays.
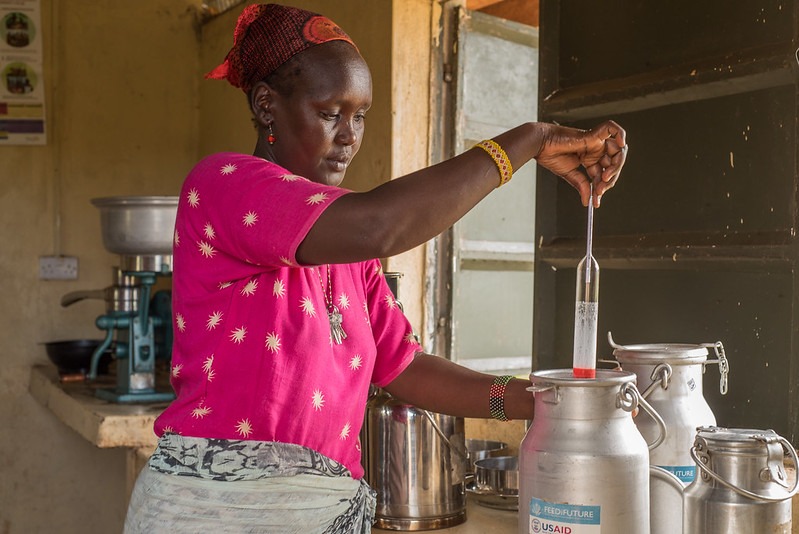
[[573, 184, 600, 378]]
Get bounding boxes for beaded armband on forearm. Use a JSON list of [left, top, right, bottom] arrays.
[[489, 375, 514, 421]]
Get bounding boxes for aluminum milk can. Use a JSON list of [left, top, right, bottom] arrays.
[[518, 369, 665, 534], [684, 426, 798, 534], [610, 333, 730, 534], [364, 390, 468, 530]]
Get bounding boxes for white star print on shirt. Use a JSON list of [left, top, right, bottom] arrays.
[[192, 405, 211, 418], [337, 293, 350, 309], [198, 241, 216, 258], [187, 188, 200, 207], [171, 363, 182, 377], [312, 389, 325, 411], [176, 314, 186, 332], [241, 280, 258, 296], [230, 326, 246, 344], [206, 311, 222, 330], [243, 211, 258, 226], [220, 163, 237, 175], [340, 422, 351, 440], [174, 229, 180, 247], [306, 192, 328, 205], [265, 332, 281, 353], [204, 223, 216, 240], [349, 354, 362, 370], [384, 294, 398, 309], [300, 297, 316, 317], [236, 419, 253, 438], [273, 279, 285, 298]]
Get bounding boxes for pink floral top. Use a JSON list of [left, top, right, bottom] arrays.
[[154, 153, 421, 478]]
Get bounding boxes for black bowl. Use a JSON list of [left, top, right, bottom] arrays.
[[44, 339, 113, 375]]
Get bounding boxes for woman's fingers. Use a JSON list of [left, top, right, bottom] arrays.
[[537, 120, 628, 207]]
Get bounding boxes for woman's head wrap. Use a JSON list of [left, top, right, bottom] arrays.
[[205, 3, 357, 93]]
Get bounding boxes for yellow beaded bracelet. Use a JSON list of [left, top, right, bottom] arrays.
[[475, 139, 513, 187]]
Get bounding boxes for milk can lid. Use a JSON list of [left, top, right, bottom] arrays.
[[530, 368, 637, 387], [612, 342, 709, 365], [695, 426, 781, 451]]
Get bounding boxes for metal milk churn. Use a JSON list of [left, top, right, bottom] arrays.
[[518, 369, 666, 534], [609, 333, 730, 534], [684, 426, 799, 533], [364, 391, 468, 530]]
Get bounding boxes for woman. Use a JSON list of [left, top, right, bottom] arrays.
[[124, 4, 627, 533]]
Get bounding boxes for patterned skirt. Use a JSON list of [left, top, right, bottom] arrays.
[[124, 434, 376, 534]]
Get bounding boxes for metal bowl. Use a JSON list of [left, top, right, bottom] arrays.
[[92, 196, 178, 255], [473, 455, 518, 497], [466, 439, 508, 472], [43, 339, 112, 375]]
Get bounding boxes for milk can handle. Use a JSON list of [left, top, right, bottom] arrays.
[[618, 382, 667, 450], [690, 437, 799, 502], [526, 383, 561, 405], [639, 363, 672, 400], [421, 409, 469, 461], [650, 465, 685, 496]]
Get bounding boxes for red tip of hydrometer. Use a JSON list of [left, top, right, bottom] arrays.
[[572, 367, 596, 379]]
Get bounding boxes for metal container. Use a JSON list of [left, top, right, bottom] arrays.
[[518, 369, 665, 534], [91, 196, 178, 256], [684, 426, 798, 534], [364, 390, 467, 530], [610, 333, 730, 534], [466, 439, 508, 474], [474, 456, 518, 496]]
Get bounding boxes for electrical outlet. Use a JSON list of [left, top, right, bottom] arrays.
[[39, 256, 79, 280]]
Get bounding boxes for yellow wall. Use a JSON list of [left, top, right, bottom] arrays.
[[0, 1, 433, 532]]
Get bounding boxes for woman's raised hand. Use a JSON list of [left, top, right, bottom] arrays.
[[534, 120, 628, 207]]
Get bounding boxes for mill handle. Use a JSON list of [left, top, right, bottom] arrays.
[[60, 288, 107, 307], [690, 436, 799, 502]]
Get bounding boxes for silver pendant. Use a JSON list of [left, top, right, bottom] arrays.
[[328, 305, 346, 345]]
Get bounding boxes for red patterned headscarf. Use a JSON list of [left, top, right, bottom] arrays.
[[205, 3, 358, 93]]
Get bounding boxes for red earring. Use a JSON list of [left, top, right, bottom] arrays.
[[267, 124, 276, 145]]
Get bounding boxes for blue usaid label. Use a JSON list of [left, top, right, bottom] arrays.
[[529, 497, 601, 533], [658, 465, 696, 484]]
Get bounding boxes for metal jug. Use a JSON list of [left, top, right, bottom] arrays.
[[610, 333, 730, 534], [684, 426, 799, 534], [364, 390, 468, 531], [518, 369, 666, 534]]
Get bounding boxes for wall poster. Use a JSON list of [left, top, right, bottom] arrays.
[[0, 0, 44, 145]]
